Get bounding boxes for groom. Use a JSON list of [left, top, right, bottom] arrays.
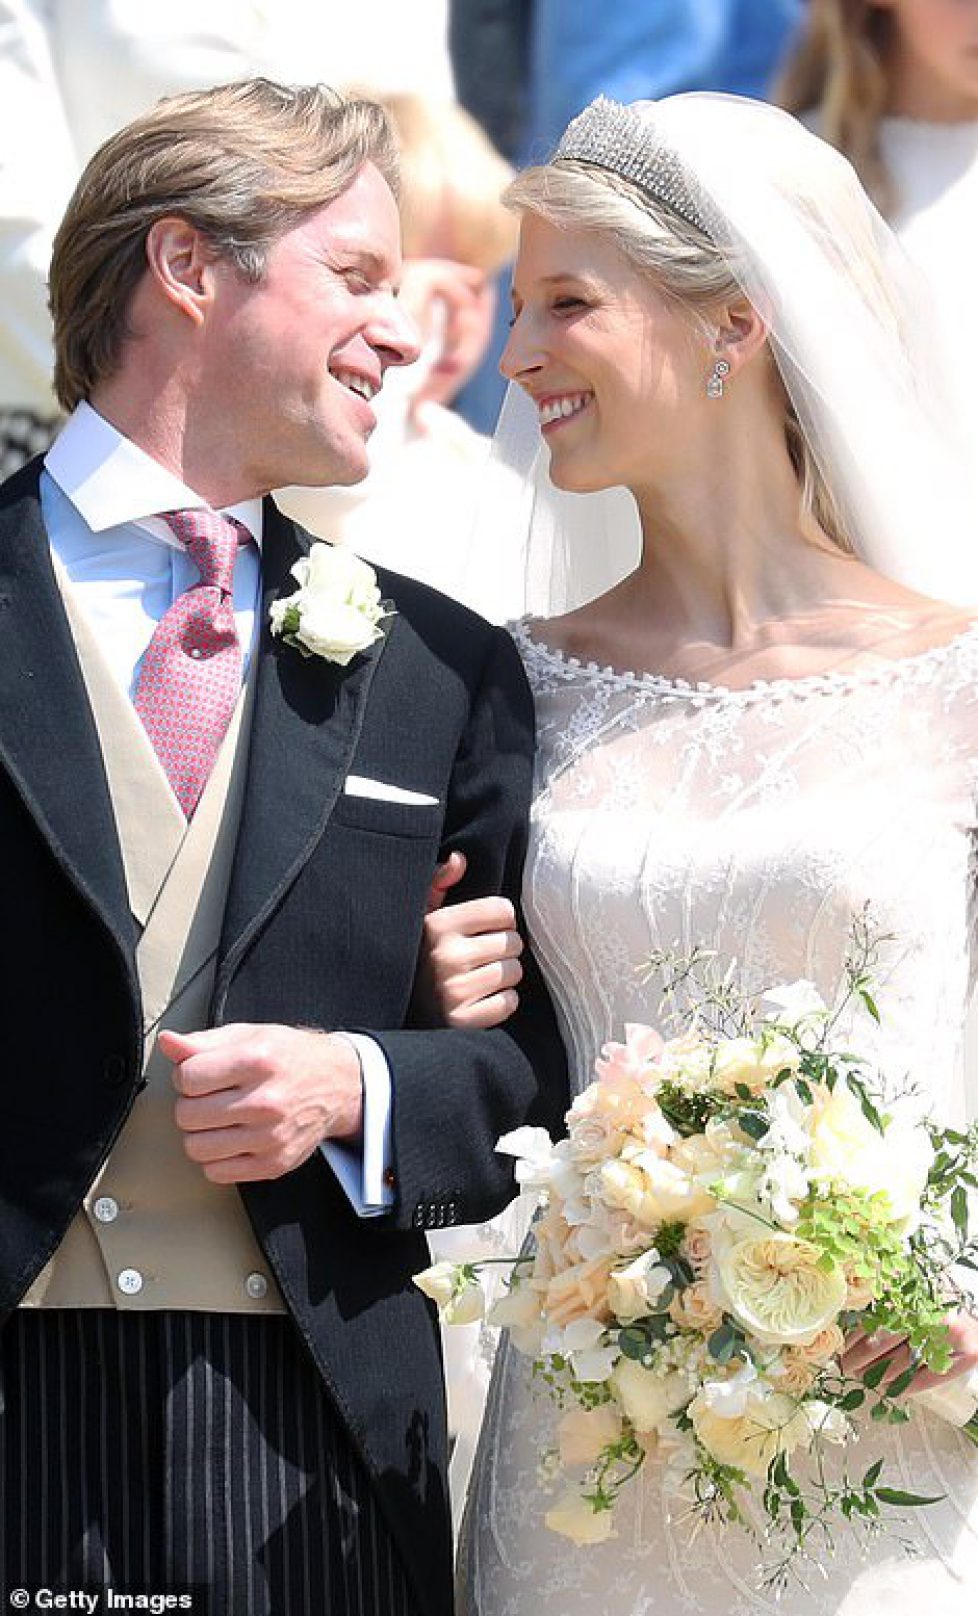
[[0, 79, 565, 1616]]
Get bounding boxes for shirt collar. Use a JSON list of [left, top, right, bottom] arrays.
[[44, 401, 264, 547]]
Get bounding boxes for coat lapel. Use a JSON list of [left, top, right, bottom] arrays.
[[0, 462, 136, 968], [215, 501, 394, 1004]]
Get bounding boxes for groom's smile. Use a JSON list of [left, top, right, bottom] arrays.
[[200, 160, 420, 499]]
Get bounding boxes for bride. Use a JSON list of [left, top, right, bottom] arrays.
[[422, 94, 978, 1614]]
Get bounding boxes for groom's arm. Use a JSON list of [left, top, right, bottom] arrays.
[[164, 624, 568, 1223], [361, 623, 569, 1231]]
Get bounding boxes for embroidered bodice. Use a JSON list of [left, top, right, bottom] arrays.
[[460, 622, 978, 1616]]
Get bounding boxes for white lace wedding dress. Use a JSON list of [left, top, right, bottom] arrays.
[[459, 621, 978, 1616]]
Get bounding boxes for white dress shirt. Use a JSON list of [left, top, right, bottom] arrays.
[[42, 402, 393, 1215]]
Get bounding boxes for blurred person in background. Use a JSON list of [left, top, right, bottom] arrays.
[[778, 0, 978, 477], [0, 0, 269, 477], [0, 0, 454, 478], [277, 93, 523, 618]]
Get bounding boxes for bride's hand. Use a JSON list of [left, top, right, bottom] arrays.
[[842, 1309, 978, 1394], [414, 851, 524, 1029]]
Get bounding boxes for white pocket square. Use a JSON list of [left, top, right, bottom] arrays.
[[344, 775, 440, 806]]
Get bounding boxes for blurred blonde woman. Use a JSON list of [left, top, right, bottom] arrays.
[[276, 94, 520, 617], [778, 0, 978, 470]]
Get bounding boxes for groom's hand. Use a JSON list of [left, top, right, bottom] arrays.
[[159, 1024, 363, 1183]]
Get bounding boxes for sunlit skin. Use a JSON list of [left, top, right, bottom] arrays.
[[93, 161, 421, 506], [420, 207, 978, 1392], [499, 211, 973, 683], [874, 0, 978, 121], [502, 215, 707, 498]]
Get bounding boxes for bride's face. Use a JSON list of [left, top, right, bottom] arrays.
[[502, 211, 704, 495]]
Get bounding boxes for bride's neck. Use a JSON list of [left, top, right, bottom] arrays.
[[628, 433, 842, 648]]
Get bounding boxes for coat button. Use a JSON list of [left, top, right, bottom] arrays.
[[93, 1196, 119, 1223], [117, 1268, 143, 1296], [245, 1272, 268, 1300]]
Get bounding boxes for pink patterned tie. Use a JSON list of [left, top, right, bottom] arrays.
[[133, 508, 249, 817]]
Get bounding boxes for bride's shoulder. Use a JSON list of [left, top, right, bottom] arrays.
[[864, 600, 978, 672]]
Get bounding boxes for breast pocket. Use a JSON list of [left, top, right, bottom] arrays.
[[331, 791, 444, 841]]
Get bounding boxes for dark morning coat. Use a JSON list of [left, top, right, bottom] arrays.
[[0, 459, 568, 1616]]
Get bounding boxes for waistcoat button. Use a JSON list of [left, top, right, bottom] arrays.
[[245, 1272, 268, 1300], [93, 1196, 119, 1223], [117, 1268, 143, 1296]]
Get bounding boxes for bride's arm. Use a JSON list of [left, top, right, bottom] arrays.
[[414, 852, 524, 1030]]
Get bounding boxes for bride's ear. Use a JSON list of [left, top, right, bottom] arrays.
[[710, 295, 770, 382]]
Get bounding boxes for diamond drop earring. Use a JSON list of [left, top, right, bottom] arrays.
[[706, 358, 730, 399]]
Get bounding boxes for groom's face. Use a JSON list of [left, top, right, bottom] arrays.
[[203, 162, 420, 494]]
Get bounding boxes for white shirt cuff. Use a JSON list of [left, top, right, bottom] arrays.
[[320, 1033, 394, 1217]]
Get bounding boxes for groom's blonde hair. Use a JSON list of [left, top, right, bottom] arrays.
[[49, 78, 399, 411]]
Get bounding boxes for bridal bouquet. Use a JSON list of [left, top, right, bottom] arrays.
[[416, 925, 978, 1583]]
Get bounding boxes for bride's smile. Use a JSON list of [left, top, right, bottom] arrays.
[[502, 212, 702, 496]]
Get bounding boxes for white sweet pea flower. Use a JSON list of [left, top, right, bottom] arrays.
[[549, 1317, 618, 1383], [803, 1400, 850, 1446], [696, 1360, 759, 1419], [757, 1153, 810, 1227], [571, 1342, 620, 1384], [762, 980, 828, 1031], [496, 1126, 557, 1193], [758, 1083, 811, 1159], [607, 1251, 672, 1324]]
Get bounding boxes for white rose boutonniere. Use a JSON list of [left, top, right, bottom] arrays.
[[269, 542, 392, 667]]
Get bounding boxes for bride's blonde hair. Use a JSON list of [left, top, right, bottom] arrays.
[[775, 0, 895, 215], [505, 160, 853, 555]]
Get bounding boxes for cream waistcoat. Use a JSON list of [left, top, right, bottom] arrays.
[[23, 569, 285, 1312]]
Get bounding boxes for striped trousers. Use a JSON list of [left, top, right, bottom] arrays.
[[1, 1310, 419, 1616]]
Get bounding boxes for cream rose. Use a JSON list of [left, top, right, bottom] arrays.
[[611, 1359, 689, 1434], [607, 1252, 672, 1324], [715, 1232, 848, 1346], [670, 1119, 745, 1185], [712, 1033, 801, 1096], [767, 1353, 818, 1397], [790, 1321, 845, 1366], [545, 1490, 617, 1545], [808, 1080, 932, 1230], [669, 1280, 724, 1334], [270, 543, 387, 665], [682, 1222, 714, 1274], [557, 1403, 624, 1467]]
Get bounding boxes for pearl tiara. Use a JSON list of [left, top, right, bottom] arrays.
[[551, 96, 711, 235]]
